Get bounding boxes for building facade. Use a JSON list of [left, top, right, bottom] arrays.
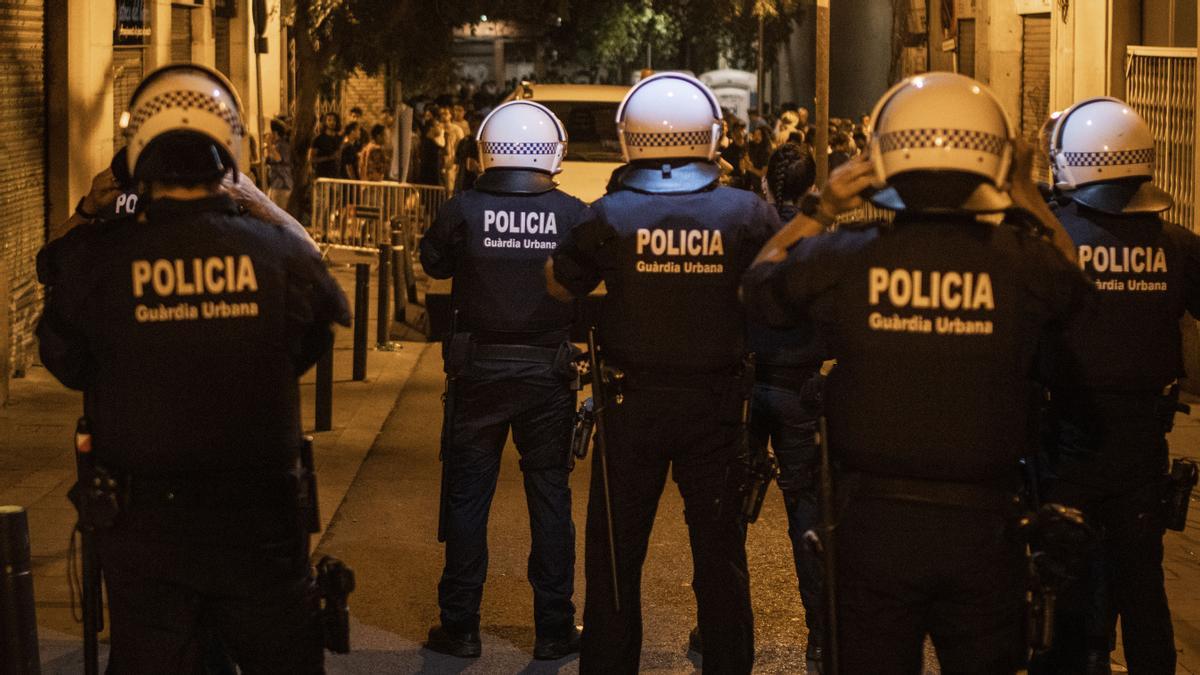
[[0, 0, 284, 403]]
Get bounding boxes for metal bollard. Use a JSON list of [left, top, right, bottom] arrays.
[[377, 244, 391, 347], [315, 346, 333, 432], [0, 506, 40, 675], [352, 264, 369, 381]]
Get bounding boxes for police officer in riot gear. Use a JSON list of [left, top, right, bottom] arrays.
[[419, 100, 586, 660], [1033, 97, 1200, 675], [742, 72, 1090, 673], [546, 73, 778, 674], [37, 64, 350, 673], [754, 143, 827, 668]]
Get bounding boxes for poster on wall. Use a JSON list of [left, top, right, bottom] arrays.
[[114, 0, 151, 46]]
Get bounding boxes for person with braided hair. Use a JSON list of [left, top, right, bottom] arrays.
[[763, 143, 818, 223], [687, 143, 827, 669], [757, 143, 829, 670]]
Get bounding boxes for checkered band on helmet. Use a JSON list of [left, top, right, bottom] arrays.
[[1061, 147, 1155, 167], [126, 89, 245, 137], [878, 128, 1008, 157], [480, 141, 560, 156], [624, 129, 713, 148]]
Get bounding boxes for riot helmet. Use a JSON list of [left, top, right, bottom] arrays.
[[866, 72, 1015, 213], [1050, 97, 1172, 215], [121, 64, 245, 185], [617, 72, 722, 162], [476, 100, 567, 175], [614, 73, 724, 193]]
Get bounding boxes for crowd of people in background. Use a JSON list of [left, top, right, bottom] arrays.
[[270, 75, 875, 213], [308, 106, 399, 184], [718, 104, 872, 198]]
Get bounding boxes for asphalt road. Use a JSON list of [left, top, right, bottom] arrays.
[[314, 343, 836, 674]]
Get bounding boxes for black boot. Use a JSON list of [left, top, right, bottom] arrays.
[[424, 625, 482, 658], [533, 626, 581, 660], [806, 641, 824, 673], [688, 626, 703, 655]]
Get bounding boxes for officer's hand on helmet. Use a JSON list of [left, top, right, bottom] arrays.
[[81, 168, 122, 216], [817, 154, 875, 220], [220, 172, 271, 214]]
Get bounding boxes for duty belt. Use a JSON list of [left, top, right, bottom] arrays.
[[845, 471, 1017, 512], [472, 343, 560, 364], [756, 363, 821, 392]]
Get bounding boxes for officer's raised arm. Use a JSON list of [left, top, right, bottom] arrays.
[[36, 227, 96, 390], [221, 171, 320, 256], [751, 155, 875, 267], [50, 167, 122, 242]]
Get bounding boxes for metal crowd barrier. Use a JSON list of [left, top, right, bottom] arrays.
[[1126, 46, 1197, 232], [310, 178, 448, 254], [308, 178, 448, 430]]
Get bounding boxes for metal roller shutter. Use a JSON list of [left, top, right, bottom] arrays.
[[1127, 48, 1197, 231], [1021, 14, 1051, 182], [171, 5, 192, 63], [113, 48, 144, 151], [0, 0, 45, 379], [958, 19, 976, 78], [214, 16, 231, 77]]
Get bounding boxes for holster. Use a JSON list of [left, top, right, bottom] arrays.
[[1016, 502, 1094, 654], [70, 417, 122, 531], [568, 397, 596, 470], [315, 555, 356, 654], [1164, 458, 1198, 532], [1156, 382, 1190, 434], [69, 463, 122, 533], [297, 436, 321, 534], [720, 354, 777, 524]]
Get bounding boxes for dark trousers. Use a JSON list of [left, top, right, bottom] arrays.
[[749, 382, 824, 650], [98, 509, 322, 674], [1031, 402, 1175, 675], [836, 496, 1025, 675], [437, 366, 577, 638], [1034, 478, 1174, 674], [579, 382, 753, 675]]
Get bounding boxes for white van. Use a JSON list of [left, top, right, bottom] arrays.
[[506, 82, 629, 204]]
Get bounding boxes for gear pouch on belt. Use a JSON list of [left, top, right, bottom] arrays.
[[68, 464, 122, 531], [1157, 383, 1191, 434], [443, 332, 472, 377], [1164, 458, 1199, 531]]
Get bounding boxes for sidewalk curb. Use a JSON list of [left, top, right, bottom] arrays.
[[307, 343, 430, 540]]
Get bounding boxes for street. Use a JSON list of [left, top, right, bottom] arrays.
[[314, 343, 818, 673], [5, 319, 1200, 672]]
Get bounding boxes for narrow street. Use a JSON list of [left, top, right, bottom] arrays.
[[315, 344, 817, 673], [314, 342, 1200, 674]]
